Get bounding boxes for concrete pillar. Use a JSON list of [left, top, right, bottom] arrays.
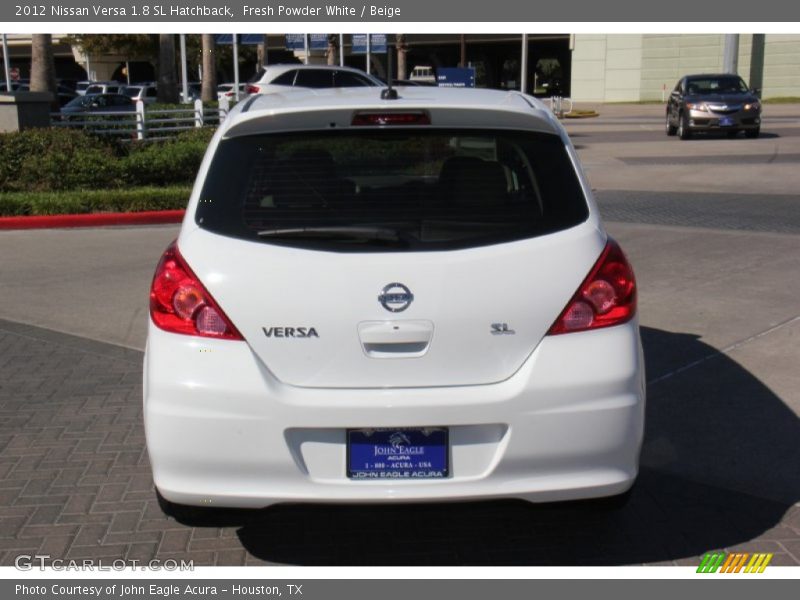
[[749, 34, 765, 95], [723, 34, 739, 74]]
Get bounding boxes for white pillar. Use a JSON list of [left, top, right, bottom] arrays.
[[233, 34, 240, 101], [2, 34, 11, 91], [303, 34, 309, 65], [366, 35, 371, 75], [180, 34, 189, 102], [723, 34, 739, 74], [520, 34, 529, 94], [136, 100, 146, 140], [194, 98, 203, 127], [339, 33, 344, 67]]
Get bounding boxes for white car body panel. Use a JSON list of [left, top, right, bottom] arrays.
[[144, 87, 644, 507]]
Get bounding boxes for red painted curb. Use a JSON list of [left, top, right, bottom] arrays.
[[0, 210, 186, 230]]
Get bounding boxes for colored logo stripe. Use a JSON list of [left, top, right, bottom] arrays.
[[697, 552, 773, 573]]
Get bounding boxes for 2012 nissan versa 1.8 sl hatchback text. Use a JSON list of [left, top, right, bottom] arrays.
[[144, 86, 645, 515]]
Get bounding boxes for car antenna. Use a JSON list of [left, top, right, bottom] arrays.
[[381, 41, 398, 100]]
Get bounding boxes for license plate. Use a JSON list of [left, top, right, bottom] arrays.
[[720, 117, 735, 127], [347, 428, 449, 479]]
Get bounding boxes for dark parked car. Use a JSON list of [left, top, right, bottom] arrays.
[[60, 93, 136, 115], [666, 73, 762, 139]]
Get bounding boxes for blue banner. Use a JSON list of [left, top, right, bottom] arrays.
[[214, 34, 263, 45], [370, 34, 387, 54], [437, 67, 476, 88], [352, 34, 388, 54], [285, 34, 306, 50], [309, 34, 329, 50]]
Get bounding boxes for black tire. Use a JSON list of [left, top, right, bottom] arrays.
[[726, 129, 740, 138], [666, 112, 677, 136], [745, 127, 760, 139], [677, 112, 692, 140]]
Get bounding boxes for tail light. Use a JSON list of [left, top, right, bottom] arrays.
[[246, 84, 260, 94], [149, 242, 243, 341], [547, 239, 636, 335], [352, 111, 431, 126]]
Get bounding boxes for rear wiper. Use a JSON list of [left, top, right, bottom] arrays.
[[257, 226, 404, 243]]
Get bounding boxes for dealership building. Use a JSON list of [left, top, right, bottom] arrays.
[[2, 33, 799, 101]]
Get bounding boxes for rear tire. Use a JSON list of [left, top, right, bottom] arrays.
[[745, 127, 760, 139], [726, 130, 739, 138], [678, 112, 691, 140]]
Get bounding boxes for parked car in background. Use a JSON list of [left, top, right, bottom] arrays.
[[144, 86, 644, 517], [1, 81, 76, 107], [60, 93, 136, 115], [666, 73, 762, 139], [84, 81, 124, 96], [409, 65, 436, 83], [75, 81, 93, 96], [122, 84, 158, 104], [216, 83, 248, 101], [245, 64, 382, 94]]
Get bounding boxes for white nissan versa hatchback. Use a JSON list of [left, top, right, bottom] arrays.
[[144, 86, 645, 515]]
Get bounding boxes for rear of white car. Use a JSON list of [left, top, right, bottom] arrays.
[[144, 87, 644, 511]]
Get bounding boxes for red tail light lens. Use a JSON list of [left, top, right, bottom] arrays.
[[245, 84, 260, 94], [548, 239, 637, 335], [149, 243, 243, 340], [351, 111, 431, 126]]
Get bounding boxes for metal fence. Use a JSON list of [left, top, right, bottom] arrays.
[[50, 98, 230, 141]]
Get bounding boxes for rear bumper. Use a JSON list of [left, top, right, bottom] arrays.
[[143, 320, 645, 507]]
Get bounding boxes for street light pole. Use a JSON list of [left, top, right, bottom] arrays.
[[179, 33, 188, 102], [233, 34, 240, 101], [2, 34, 11, 91], [520, 33, 529, 94]]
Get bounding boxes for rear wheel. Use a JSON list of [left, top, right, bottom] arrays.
[[745, 127, 761, 139], [678, 112, 691, 140], [666, 112, 677, 136]]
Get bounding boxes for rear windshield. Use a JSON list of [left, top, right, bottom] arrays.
[[195, 129, 588, 252], [122, 87, 141, 97]]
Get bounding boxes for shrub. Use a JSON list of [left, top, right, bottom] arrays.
[[0, 126, 215, 193], [0, 186, 191, 216], [0, 128, 120, 192], [121, 127, 214, 186]]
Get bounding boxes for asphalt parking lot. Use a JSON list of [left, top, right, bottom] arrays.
[[1, 103, 799, 566]]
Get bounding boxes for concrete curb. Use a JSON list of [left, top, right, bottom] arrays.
[[0, 209, 185, 230]]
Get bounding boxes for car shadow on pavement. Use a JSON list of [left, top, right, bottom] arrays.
[[186, 326, 799, 565]]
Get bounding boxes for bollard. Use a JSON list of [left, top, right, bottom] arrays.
[[135, 100, 145, 140]]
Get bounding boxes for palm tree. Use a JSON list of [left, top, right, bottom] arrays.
[[30, 34, 58, 109], [396, 34, 408, 81], [157, 34, 178, 103], [200, 34, 217, 103]]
